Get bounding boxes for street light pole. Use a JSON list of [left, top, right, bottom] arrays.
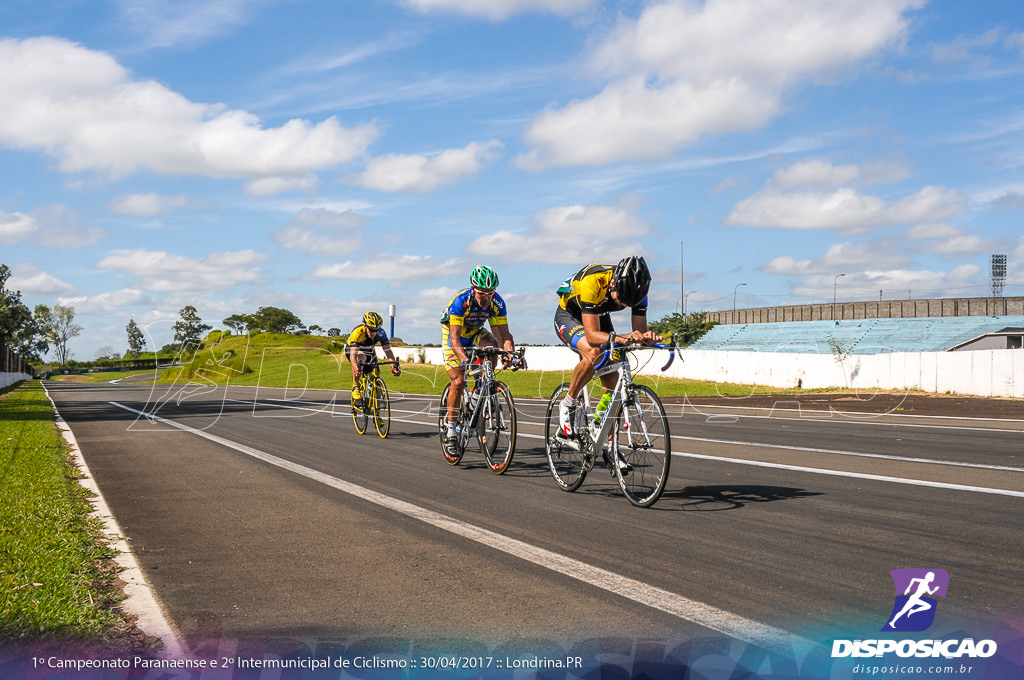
[[733, 282, 747, 316], [833, 273, 846, 305]]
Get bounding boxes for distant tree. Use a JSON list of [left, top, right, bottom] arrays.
[[173, 305, 211, 350], [95, 345, 119, 360], [126, 319, 146, 358], [35, 303, 82, 365], [0, 264, 47, 361], [223, 313, 253, 335], [327, 328, 341, 337], [308, 324, 324, 335], [249, 306, 303, 334], [649, 311, 716, 347]]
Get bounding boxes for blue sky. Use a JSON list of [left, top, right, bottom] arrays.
[[3, 0, 1024, 360]]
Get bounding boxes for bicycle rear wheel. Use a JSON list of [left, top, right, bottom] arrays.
[[544, 383, 588, 491], [437, 384, 465, 465], [478, 381, 516, 474], [612, 384, 671, 508], [351, 377, 368, 435], [372, 378, 390, 438]]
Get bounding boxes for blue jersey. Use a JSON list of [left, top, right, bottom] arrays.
[[441, 288, 508, 334]]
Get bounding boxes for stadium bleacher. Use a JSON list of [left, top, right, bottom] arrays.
[[687, 316, 1024, 354]]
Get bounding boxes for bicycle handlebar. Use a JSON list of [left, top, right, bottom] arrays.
[[464, 346, 527, 371], [593, 333, 682, 372]]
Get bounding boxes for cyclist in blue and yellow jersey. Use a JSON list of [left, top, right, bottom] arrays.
[[441, 265, 523, 455], [346, 311, 400, 407], [553, 256, 659, 444]]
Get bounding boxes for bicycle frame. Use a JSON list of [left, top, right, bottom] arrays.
[[439, 345, 525, 473], [562, 338, 677, 461], [544, 334, 680, 507]]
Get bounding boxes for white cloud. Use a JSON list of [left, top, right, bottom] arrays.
[[907, 223, 961, 239], [109, 193, 189, 217], [468, 202, 649, 264], [244, 175, 320, 197], [347, 140, 503, 193], [763, 241, 910, 276], [726, 186, 965, 234], [58, 288, 156, 316], [7, 263, 77, 296], [518, 0, 923, 169], [789, 266, 981, 300], [398, 0, 596, 21], [96, 248, 266, 292], [0, 211, 37, 243], [0, 37, 378, 180], [2, 205, 104, 248], [116, 0, 277, 49], [274, 208, 370, 256], [770, 160, 861, 190], [312, 254, 462, 281]]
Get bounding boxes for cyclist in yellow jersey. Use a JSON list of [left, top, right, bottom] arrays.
[[346, 311, 400, 407], [440, 265, 523, 454], [553, 256, 658, 441]]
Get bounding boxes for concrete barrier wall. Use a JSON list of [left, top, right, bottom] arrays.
[[0, 372, 31, 389], [708, 295, 1024, 325], [390, 346, 1023, 398]]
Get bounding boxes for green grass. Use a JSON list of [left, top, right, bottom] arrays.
[[0, 380, 133, 648], [152, 331, 816, 399]]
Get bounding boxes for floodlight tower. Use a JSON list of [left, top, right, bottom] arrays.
[[991, 254, 1007, 297]]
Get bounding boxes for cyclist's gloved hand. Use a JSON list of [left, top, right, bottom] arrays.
[[391, 365, 401, 376]]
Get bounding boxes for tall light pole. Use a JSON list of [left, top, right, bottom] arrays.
[[733, 282, 747, 314], [833, 273, 846, 305]]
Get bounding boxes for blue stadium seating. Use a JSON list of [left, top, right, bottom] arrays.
[[687, 316, 1024, 354]]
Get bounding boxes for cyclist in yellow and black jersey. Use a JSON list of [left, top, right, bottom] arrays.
[[553, 256, 659, 440], [346, 311, 400, 407]]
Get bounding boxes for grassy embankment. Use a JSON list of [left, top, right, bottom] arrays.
[[130, 331, 816, 398], [0, 380, 139, 649]]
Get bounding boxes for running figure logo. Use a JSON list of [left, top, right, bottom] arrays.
[[882, 569, 949, 632]]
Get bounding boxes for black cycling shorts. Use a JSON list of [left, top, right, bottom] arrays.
[[553, 307, 613, 352]]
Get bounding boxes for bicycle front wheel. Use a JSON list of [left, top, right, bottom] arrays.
[[612, 384, 671, 508], [437, 384, 465, 465], [478, 381, 516, 474], [352, 379, 368, 435], [544, 383, 588, 491], [372, 378, 390, 438]]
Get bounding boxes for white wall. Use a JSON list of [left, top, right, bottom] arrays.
[[0, 372, 31, 389], [391, 346, 1023, 398]]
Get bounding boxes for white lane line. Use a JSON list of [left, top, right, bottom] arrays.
[[109, 400, 810, 655], [671, 434, 1024, 473], [670, 452, 1024, 498], [232, 397, 1024, 496]]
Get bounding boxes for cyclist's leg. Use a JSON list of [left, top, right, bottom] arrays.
[[441, 328, 471, 446], [348, 346, 364, 405], [555, 310, 615, 435]]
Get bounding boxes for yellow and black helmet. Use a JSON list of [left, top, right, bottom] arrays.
[[362, 311, 383, 330]]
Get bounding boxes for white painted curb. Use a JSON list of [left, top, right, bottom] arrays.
[[43, 384, 186, 657]]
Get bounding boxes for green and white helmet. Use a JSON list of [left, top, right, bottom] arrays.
[[470, 265, 499, 290]]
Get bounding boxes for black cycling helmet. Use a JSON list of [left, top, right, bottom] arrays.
[[612, 255, 651, 307]]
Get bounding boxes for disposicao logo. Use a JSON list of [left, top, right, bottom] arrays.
[[882, 568, 949, 632], [831, 568, 998, 660]]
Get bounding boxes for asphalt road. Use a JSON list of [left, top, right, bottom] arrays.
[[46, 380, 1024, 662]]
